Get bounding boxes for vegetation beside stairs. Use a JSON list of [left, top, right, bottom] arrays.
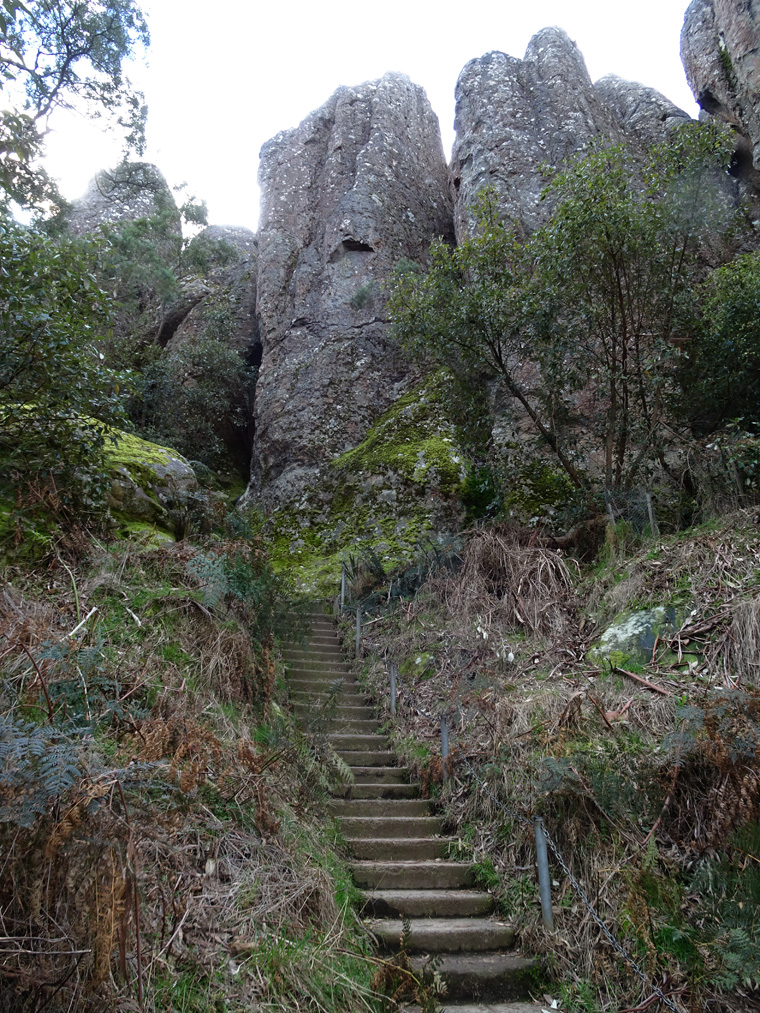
[[284, 605, 538, 1009]]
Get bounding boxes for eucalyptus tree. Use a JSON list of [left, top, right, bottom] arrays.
[[0, 0, 150, 210]]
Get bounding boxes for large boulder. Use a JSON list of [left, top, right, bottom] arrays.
[[251, 72, 454, 510], [105, 430, 199, 530]]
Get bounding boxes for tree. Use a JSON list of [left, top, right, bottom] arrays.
[[0, 0, 149, 209], [683, 250, 760, 435], [0, 215, 128, 495], [390, 124, 736, 497], [533, 128, 735, 490]]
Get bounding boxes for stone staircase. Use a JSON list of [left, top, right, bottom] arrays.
[[284, 606, 538, 1012]]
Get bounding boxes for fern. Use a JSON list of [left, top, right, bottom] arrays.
[[0, 717, 84, 826], [186, 551, 227, 609]]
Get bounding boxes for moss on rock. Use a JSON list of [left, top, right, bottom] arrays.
[[257, 371, 482, 595], [105, 430, 199, 530]]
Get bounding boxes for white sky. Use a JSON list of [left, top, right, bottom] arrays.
[[42, 0, 700, 231]]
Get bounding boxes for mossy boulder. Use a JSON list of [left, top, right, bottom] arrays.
[[588, 605, 696, 669], [105, 431, 199, 529]]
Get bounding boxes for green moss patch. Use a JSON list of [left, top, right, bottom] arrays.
[[259, 371, 481, 595]]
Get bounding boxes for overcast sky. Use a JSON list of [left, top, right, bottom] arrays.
[[43, 0, 700, 231]]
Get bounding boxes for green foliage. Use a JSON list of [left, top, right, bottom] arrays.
[[391, 125, 736, 496], [0, 717, 84, 826], [459, 463, 501, 521], [182, 231, 241, 276], [349, 280, 378, 310], [130, 338, 256, 474], [0, 0, 149, 209], [684, 250, 760, 434], [0, 215, 128, 513]]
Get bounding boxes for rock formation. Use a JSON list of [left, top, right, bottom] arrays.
[[251, 72, 453, 508], [450, 27, 692, 238], [682, 0, 760, 180], [594, 75, 692, 147], [67, 162, 180, 238], [168, 226, 259, 359]]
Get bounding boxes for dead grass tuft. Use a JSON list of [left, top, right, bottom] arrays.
[[435, 523, 578, 637]]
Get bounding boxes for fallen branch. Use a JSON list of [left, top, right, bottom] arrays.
[[612, 667, 673, 697]]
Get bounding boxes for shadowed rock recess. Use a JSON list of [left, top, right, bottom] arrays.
[[284, 609, 538, 1007]]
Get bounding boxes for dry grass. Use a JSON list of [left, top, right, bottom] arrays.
[[0, 540, 375, 1013], [345, 513, 760, 1012], [435, 523, 578, 637]]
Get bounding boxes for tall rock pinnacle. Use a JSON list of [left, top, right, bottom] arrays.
[[252, 72, 453, 507]]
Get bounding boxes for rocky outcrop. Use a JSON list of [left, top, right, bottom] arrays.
[[450, 28, 624, 236], [251, 72, 453, 508], [67, 162, 181, 238], [682, 0, 760, 179], [594, 75, 692, 146], [451, 28, 692, 238]]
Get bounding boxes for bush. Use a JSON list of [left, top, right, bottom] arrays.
[[129, 338, 256, 475], [0, 215, 128, 514]]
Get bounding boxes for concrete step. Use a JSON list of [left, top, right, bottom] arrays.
[[350, 861, 474, 890], [329, 734, 390, 750], [338, 816, 443, 838], [291, 692, 372, 709], [338, 782, 420, 800], [289, 686, 359, 699], [371, 917, 515, 954], [348, 766, 408, 783], [346, 837, 447, 861], [284, 646, 344, 660], [292, 704, 376, 719], [409, 954, 537, 1003], [329, 798, 430, 817], [335, 750, 397, 767], [362, 889, 493, 918], [326, 719, 383, 733], [288, 675, 354, 687]]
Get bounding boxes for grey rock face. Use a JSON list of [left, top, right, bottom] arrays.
[[67, 162, 180, 237], [595, 75, 692, 146], [450, 28, 694, 239], [450, 28, 624, 237], [167, 259, 259, 356], [682, 0, 760, 175], [252, 72, 453, 506]]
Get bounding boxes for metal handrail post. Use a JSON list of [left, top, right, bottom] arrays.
[[534, 817, 555, 930]]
